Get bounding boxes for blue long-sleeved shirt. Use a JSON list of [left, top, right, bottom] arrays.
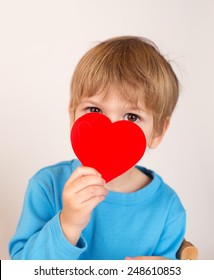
[[9, 159, 186, 260]]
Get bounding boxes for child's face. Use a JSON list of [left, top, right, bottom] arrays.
[[70, 88, 169, 149]]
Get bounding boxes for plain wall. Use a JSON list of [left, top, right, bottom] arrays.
[[0, 0, 213, 259]]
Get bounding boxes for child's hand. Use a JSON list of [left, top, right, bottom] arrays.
[[60, 166, 107, 245], [125, 256, 169, 260]]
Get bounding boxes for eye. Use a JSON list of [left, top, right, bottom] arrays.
[[86, 107, 102, 113], [124, 113, 141, 123]]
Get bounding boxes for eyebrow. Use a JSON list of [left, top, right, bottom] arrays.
[[80, 100, 101, 107], [123, 105, 149, 116]]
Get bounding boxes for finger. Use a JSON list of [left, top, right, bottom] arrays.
[[67, 166, 102, 185], [83, 195, 106, 213], [65, 167, 105, 193], [75, 185, 108, 204], [71, 175, 106, 193]]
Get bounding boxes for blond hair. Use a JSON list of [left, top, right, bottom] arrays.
[[69, 36, 179, 134]]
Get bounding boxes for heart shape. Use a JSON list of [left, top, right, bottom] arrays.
[[71, 113, 146, 182]]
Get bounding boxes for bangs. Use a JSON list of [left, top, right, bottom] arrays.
[[79, 80, 147, 111], [70, 38, 153, 112]]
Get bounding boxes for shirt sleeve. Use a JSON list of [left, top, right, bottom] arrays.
[[152, 195, 186, 260], [9, 178, 87, 260]]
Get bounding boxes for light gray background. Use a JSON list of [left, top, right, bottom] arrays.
[[0, 0, 213, 259]]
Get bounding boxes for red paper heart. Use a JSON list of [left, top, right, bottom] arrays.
[[71, 113, 146, 182]]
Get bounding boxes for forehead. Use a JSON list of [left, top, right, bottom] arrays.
[[81, 86, 148, 111]]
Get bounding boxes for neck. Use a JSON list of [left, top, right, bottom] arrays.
[[105, 166, 151, 193]]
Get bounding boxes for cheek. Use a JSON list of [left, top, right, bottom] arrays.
[[144, 132, 153, 147], [138, 125, 154, 147], [71, 110, 81, 123], [74, 105, 88, 120], [69, 110, 78, 130], [70, 109, 89, 130]]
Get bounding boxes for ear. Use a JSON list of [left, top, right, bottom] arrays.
[[148, 117, 170, 149]]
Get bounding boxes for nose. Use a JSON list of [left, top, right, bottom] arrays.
[[105, 114, 121, 123]]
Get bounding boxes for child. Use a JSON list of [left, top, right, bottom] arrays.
[[9, 36, 186, 260]]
